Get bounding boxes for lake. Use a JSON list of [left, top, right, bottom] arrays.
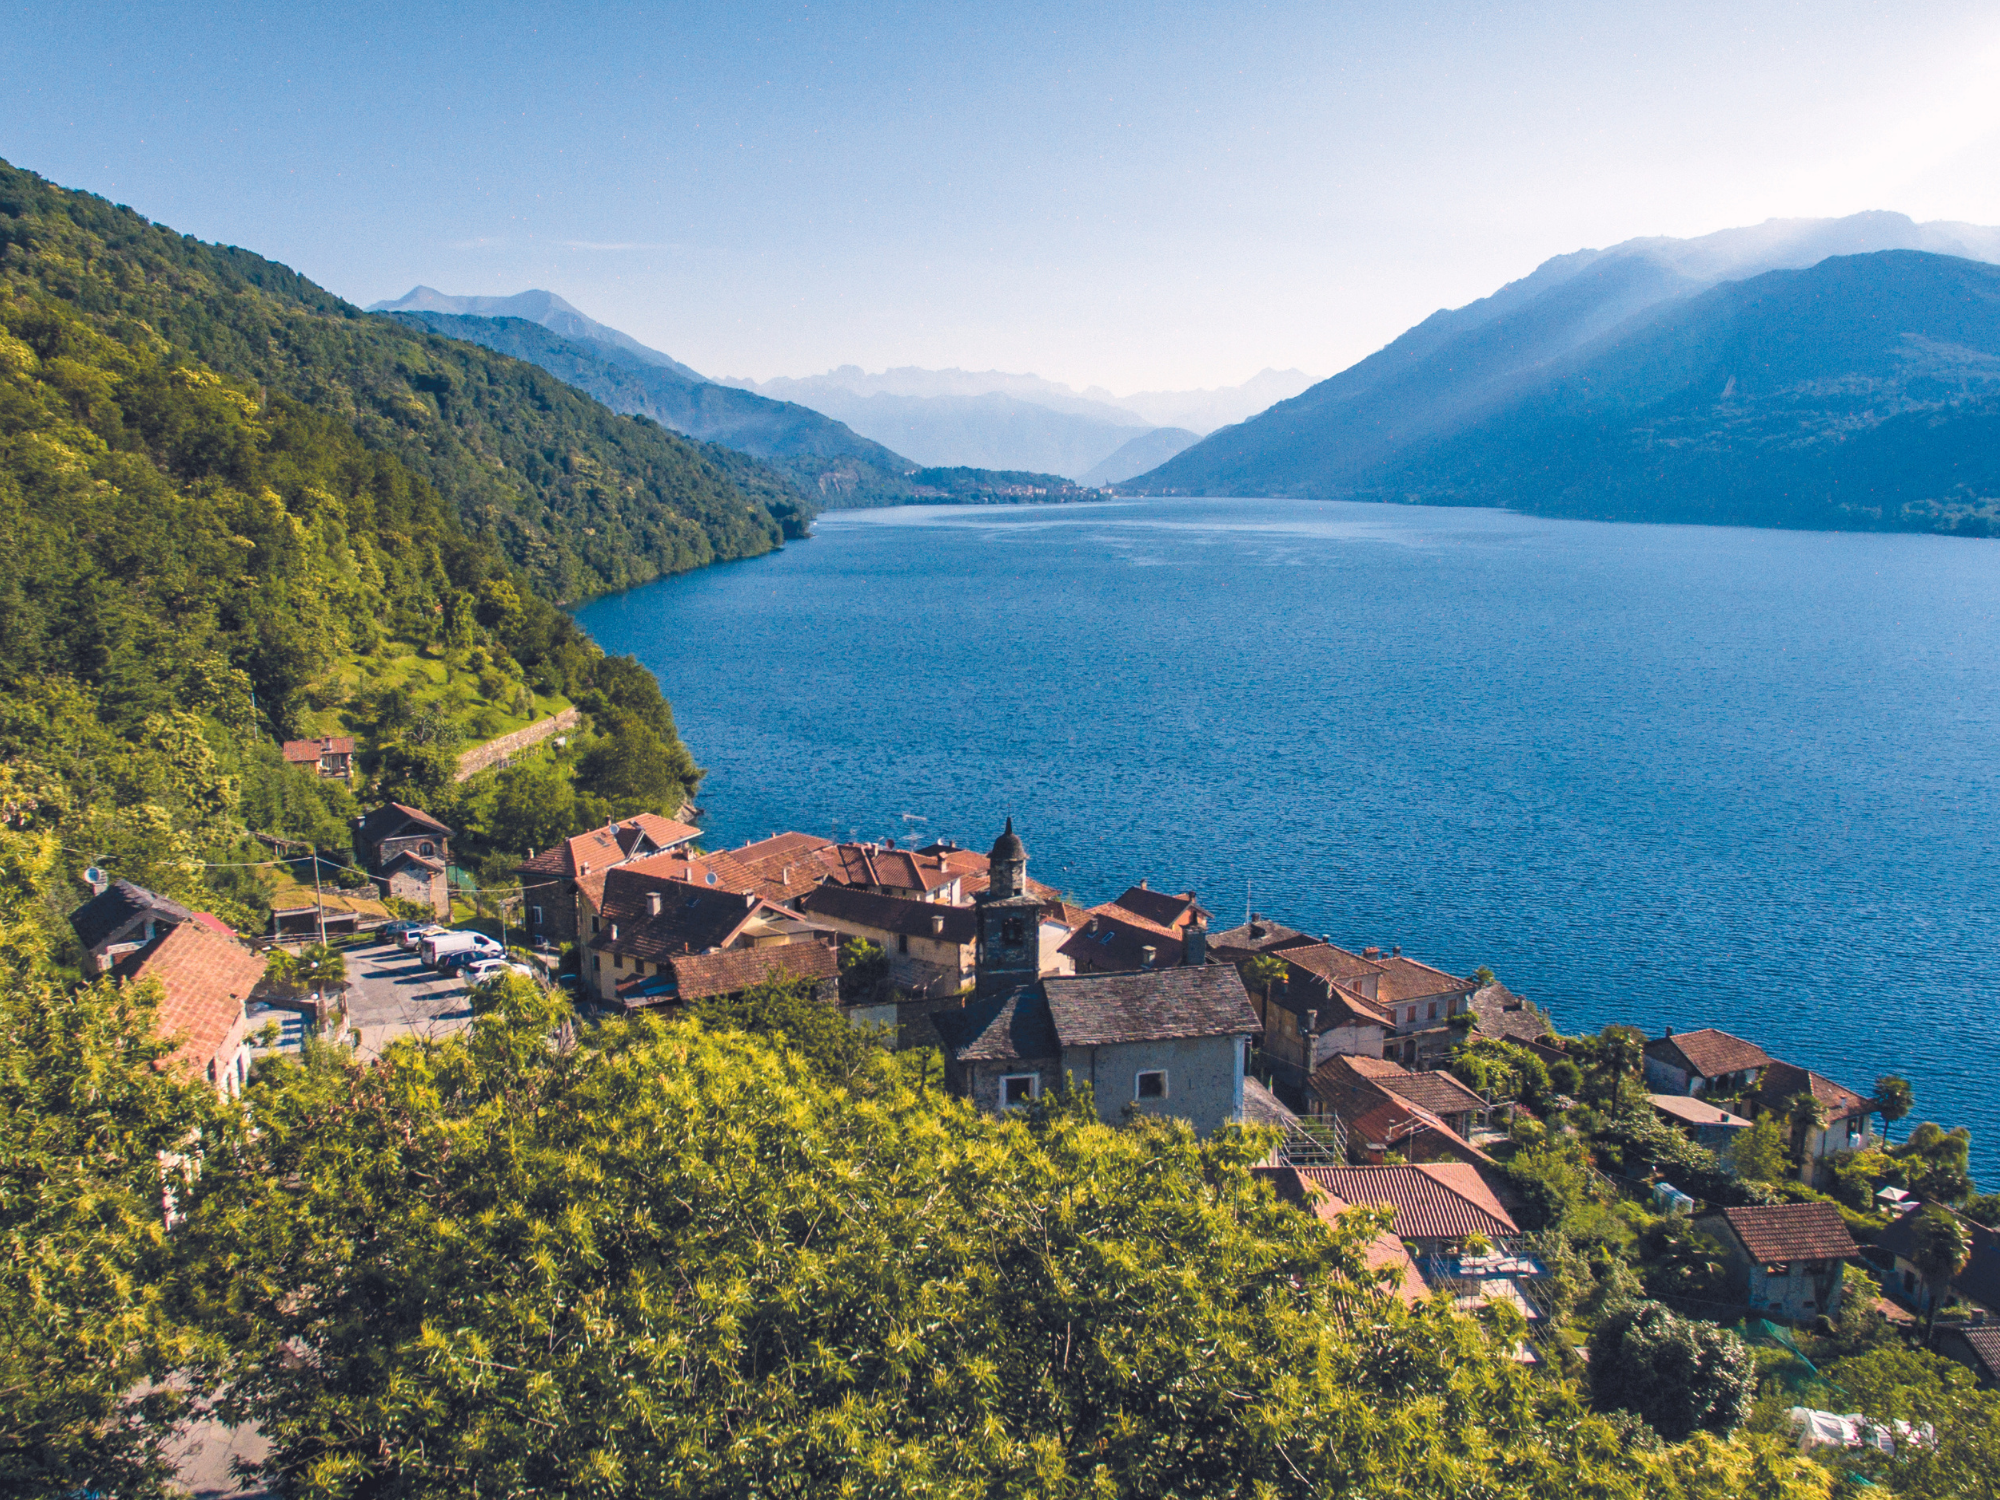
[[577, 497, 2000, 1185]]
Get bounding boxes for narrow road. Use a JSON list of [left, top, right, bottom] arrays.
[[342, 937, 476, 1059]]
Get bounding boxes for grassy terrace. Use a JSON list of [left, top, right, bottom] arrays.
[[293, 639, 573, 753]]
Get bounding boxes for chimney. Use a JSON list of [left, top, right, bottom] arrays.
[[781, 865, 793, 884], [1139, 878, 1149, 890], [930, 914, 944, 936], [646, 891, 662, 917], [1182, 916, 1208, 967], [1392, 945, 1401, 957], [1363, 946, 1381, 960], [609, 922, 619, 941], [744, 892, 756, 908], [1141, 944, 1157, 968]]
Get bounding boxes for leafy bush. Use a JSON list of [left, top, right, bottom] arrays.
[[1589, 1301, 1756, 1441]]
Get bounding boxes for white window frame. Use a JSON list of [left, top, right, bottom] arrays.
[[999, 1073, 1040, 1107], [1135, 1069, 1169, 1101], [530, 905, 544, 926]]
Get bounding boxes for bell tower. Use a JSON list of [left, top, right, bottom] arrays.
[[974, 818, 1042, 997]]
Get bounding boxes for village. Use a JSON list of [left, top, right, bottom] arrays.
[[74, 769, 2000, 1432]]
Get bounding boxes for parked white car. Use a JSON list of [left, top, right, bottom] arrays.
[[465, 958, 535, 985]]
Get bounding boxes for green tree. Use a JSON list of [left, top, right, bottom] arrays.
[[836, 936, 894, 1009], [1729, 1112, 1792, 1184], [1873, 1074, 1913, 1125], [487, 755, 578, 855], [1589, 1300, 1756, 1441], [1906, 1204, 1972, 1346], [1892, 1122, 1974, 1204]]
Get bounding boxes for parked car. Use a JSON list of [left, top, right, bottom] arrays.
[[420, 930, 503, 968], [466, 958, 536, 985], [436, 947, 495, 976], [398, 923, 446, 951]]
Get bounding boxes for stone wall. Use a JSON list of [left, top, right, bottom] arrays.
[[454, 707, 581, 783]]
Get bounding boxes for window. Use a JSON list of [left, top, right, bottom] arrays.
[[1405, 1006, 1417, 1023], [897, 933, 909, 954], [1427, 1002, 1438, 1020], [530, 905, 544, 926], [420, 842, 434, 856], [1000, 1073, 1039, 1107], [1136, 1070, 1168, 1100], [1001, 916, 1026, 945]]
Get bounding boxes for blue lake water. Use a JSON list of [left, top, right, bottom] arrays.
[[578, 498, 2000, 1186]]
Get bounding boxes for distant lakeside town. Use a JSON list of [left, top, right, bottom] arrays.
[[98, 769, 2000, 1394]]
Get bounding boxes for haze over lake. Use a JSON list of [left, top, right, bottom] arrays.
[[578, 498, 2000, 1184]]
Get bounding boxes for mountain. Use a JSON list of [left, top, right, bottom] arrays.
[[1353, 250, 2000, 534], [1085, 369, 1317, 433], [1080, 427, 1200, 486], [367, 285, 707, 382], [1137, 211, 2000, 503], [387, 312, 1103, 507], [0, 160, 811, 605]]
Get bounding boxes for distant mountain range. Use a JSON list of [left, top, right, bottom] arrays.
[[725, 365, 1314, 479], [1133, 212, 2000, 534], [1080, 427, 1201, 487], [383, 306, 1102, 507]]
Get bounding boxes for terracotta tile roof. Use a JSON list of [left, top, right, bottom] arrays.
[[1058, 907, 1184, 972], [1715, 1203, 1858, 1264], [935, 985, 1060, 1063], [1465, 982, 1552, 1043], [1210, 915, 1312, 956], [1648, 1094, 1753, 1129], [1292, 1164, 1517, 1240], [725, 831, 839, 900], [281, 735, 354, 763], [1042, 966, 1260, 1047], [70, 880, 193, 952], [1645, 1028, 1773, 1080], [1386, 1069, 1490, 1119], [524, 816, 704, 882], [1254, 1166, 1428, 1306], [629, 940, 838, 1006], [577, 848, 759, 912], [796, 885, 977, 944], [1311, 1056, 1490, 1157], [116, 923, 263, 1081], [1755, 1061, 1872, 1120], [1373, 954, 1470, 1005], [819, 843, 959, 896], [1107, 885, 1204, 931]]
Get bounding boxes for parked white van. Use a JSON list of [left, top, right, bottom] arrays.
[[420, 930, 503, 968]]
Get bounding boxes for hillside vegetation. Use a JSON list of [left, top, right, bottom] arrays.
[[0, 158, 811, 603]]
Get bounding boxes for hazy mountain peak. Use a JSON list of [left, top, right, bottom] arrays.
[[365, 286, 705, 381]]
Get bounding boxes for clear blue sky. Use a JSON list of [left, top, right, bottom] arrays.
[[5, 1, 1999, 389]]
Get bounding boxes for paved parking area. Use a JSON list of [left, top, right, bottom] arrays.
[[342, 937, 476, 1059]]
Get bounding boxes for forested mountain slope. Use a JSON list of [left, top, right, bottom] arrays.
[[1363, 251, 2000, 532], [0, 158, 810, 603], [396, 310, 1105, 506]]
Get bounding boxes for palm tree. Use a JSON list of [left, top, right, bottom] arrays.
[[1907, 1204, 1972, 1347], [1241, 954, 1287, 1022], [294, 943, 349, 1029]]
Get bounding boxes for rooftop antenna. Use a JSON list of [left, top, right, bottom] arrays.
[[1244, 879, 1252, 926]]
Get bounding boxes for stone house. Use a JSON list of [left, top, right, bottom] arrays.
[[514, 813, 700, 949], [586, 867, 831, 1006], [281, 735, 355, 781], [1463, 981, 1554, 1045], [1701, 1203, 1858, 1322], [574, 847, 761, 948], [1642, 1028, 1773, 1097], [113, 921, 268, 1097], [1254, 943, 1392, 1105], [1058, 904, 1186, 974], [935, 821, 1259, 1135], [1752, 1061, 1879, 1183], [795, 883, 978, 997], [355, 803, 454, 918], [1370, 952, 1475, 1065], [70, 879, 202, 975], [1872, 1204, 2000, 1318], [1935, 1325, 2000, 1388]]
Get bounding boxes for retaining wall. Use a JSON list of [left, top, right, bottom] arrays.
[[454, 707, 582, 782]]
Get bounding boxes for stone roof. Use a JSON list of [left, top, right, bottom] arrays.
[[657, 941, 839, 1004], [1714, 1203, 1858, 1264], [1649, 1094, 1753, 1130], [1058, 907, 1184, 972], [1464, 982, 1552, 1043], [1755, 1061, 1873, 1120], [797, 885, 977, 944], [934, 986, 1061, 1063], [1950, 1324, 2000, 1381], [1241, 1077, 1304, 1132], [590, 869, 769, 962], [1041, 965, 1259, 1047], [381, 850, 445, 874], [1291, 1164, 1517, 1240], [357, 802, 453, 847], [1645, 1028, 1773, 1080], [70, 880, 193, 953], [1210, 914, 1312, 957], [1107, 885, 1203, 930], [115, 923, 263, 1080]]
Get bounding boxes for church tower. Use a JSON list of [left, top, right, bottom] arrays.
[[974, 818, 1042, 997]]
